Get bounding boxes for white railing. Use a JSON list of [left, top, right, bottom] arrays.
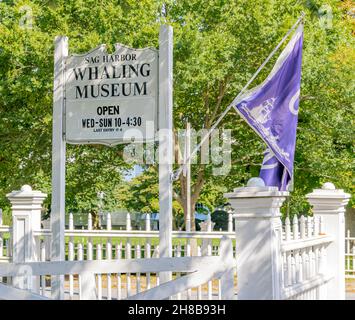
[[0, 209, 237, 300], [32, 213, 236, 300], [0, 226, 11, 263], [0, 182, 351, 300], [0, 209, 11, 286], [280, 215, 333, 300], [0, 236, 235, 300], [346, 230, 355, 279], [0, 209, 11, 263]]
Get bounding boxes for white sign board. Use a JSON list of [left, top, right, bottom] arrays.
[[64, 44, 158, 145]]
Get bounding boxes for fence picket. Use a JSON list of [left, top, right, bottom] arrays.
[[186, 239, 192, 299], [292, 215, 299, 240], [126, 240, 132, 298], [145, 240, 151, 291], [285, 217, 291, 241], [307, 217, 313, 238], [197, 245, 202, 300], [116, 243, 122, 300], [136, 244, 141, 294], [145, 214, 151, 291], [87, 213, 93, 261], [286, 252, 292, 286], [125, 214, 132, 298], [155, 245, 160, 287], [96, 243, 102, 300], [40, 241, 46, 296], [300, 216, 306, 239], [68, 213, 74, 300], [2, 180, 350, 301], [106, 213, 112, 300], [78, 243, 83, 299], [176, 242, 182, 300], [207, 231, 213, 300]]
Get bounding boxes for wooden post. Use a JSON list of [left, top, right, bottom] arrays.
[[158, 24, 173, 284], [224, 177, 288, 300], [306, 182, 350, 300], [51, 35, 68, 300]]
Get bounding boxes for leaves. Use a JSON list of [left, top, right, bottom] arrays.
[[0, 0, 353, 224]]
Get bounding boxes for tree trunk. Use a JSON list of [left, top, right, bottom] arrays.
[[91, 210, 100, 229]]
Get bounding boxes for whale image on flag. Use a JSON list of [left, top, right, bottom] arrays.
[[234, 24, 304, 191]]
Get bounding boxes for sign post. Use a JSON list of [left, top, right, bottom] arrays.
[[51, 26, 173, 298], [51, 36, 68, 300], [158, 25, 173, 284]]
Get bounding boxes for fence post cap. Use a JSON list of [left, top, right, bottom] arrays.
[[321, 182, 335, 190], [21, 185, 32, 192], [306, 182, 350, 204], [6, 185, 47, 201], [247, 177, 265, 187], [224, 177, 288, 199]]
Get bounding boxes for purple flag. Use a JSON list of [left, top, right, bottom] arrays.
[[235, 24, 303, 191]]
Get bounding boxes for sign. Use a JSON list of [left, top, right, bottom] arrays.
[[51, 27, 173, 298], [64, 44, 158, 145]]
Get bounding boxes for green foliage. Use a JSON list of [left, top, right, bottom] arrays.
[[115, 166, 183, 228], [0, 0, 163, 223], [115, 166, 160, 214], [0, 1, 353, 225]]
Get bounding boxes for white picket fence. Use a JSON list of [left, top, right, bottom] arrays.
[[280, 215, 333, 299], [346, 230, 355, 279], [225, 180, 350, 300], [0, 207, 236, 300], [0, 180, 352, 300], [0, 235, 235, 301]]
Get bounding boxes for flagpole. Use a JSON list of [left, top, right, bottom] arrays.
[[172, 12, 305, 181]]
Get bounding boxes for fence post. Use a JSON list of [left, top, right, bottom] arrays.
[[228, 212, 233, 232], [306, 182, 350, 300], [6, 185, 47, 290], [199, 214, 214, 256], [219, 236, 235, 300], [80, 272, 97, 300], [224, 177, 288, 300]]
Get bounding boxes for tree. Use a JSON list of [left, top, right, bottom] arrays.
[[0, 0, 353, 226], [115, 166, 184, 230], [167, 0, 354, 222], [0, 0, 163, 224]]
